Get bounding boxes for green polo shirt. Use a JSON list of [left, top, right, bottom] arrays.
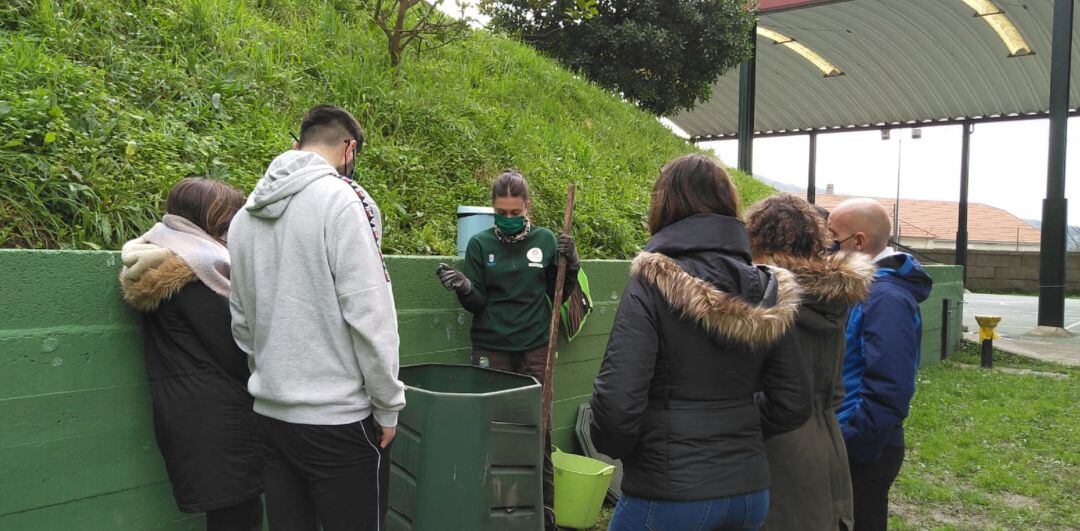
[[457, 227, 573, 353]]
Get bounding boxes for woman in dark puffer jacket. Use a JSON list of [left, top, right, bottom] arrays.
[[120, 178, 263, 531], [590, 154, 812, 531], [747, 194, 874, 531]]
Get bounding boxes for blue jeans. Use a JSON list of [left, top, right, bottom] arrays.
[[608, 490, 770, 531]]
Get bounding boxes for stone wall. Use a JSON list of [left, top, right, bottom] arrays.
[[922, 249, 1080, 293]]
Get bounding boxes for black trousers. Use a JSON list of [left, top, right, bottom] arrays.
[[206, 496, 263, 531], [848, 444, 905, 531], [255, 414, 390, 531]]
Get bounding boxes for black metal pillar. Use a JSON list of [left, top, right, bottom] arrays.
[[807, 131, 818, 204], [956, 121, 972, 285], [1039, 0, 1073, 329], [940, 299, 951, 361], [981, 338, 994, 368], [737, 22, 757, 174]]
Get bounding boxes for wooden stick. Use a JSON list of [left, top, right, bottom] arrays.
[[541, 183, 576, 434]]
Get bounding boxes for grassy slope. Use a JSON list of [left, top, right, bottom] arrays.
[[0, 0, 771, 258]]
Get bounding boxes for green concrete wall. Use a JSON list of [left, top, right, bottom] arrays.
[[920, 265, 966, 368], [0, 250, 963, 529], [386, 255, 628, 452]]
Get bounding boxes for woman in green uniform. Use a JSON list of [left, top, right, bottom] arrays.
[[436, 169, 579, 530]]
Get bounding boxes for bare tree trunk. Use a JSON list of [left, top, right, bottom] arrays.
[[389, 37, 402, 68], [388, 0, 412, 68]]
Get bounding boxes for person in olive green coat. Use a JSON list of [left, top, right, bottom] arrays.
[[746, 194, 875, 531], [435, 169, 579, 531]]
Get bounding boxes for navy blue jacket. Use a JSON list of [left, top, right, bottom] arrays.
[[837, 252, 932, 463]]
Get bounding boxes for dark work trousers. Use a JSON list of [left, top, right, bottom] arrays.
[[847, 444, 905, 531], [472, 345, 557, 531], [254, 414, 391, 531], [205, 496, 263, 531]]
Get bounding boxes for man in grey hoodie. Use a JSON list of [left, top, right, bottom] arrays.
[[228, 104, 405, 531]]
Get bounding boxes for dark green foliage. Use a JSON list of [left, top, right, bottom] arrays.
[[0, 0, 770, 257], [482, 0, 756, 116]]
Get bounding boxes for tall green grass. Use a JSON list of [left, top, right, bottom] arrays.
[[0, 0, 771, 257]]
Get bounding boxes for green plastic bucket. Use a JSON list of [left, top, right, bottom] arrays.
[[552, 447, 616, 529]]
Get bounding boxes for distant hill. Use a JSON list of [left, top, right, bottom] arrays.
[[1025, 219, 1080, 251], [751, 174, 825, 196]]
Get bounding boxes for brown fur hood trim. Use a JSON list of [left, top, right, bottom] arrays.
[[631, 252, 802, 347], [753, 251, 875, 306], [120, 253, 197, 312]]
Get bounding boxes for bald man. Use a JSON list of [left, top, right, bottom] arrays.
[[828, 199, 933, 531]]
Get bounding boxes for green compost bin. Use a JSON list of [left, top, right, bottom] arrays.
[[388, 364, 545, 531]]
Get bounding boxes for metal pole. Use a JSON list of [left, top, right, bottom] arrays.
[[940, 299, 951, 361], [981, 338, 994, 369], [957, 121, 972, 285], [893, 134, 903, 244], [1039, 0, 1073, 329], [808, 131, 818, 204], [689, 109, 1080, 143], [738, 22, 757, 174]]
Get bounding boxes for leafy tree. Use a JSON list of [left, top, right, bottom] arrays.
[[480, 0, 756, 116], [364, 0, 471, 68]]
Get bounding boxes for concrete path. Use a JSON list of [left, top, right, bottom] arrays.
[[962, 293, 1080, 367]]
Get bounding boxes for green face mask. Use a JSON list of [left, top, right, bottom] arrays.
[[494, 214, 527, 235]]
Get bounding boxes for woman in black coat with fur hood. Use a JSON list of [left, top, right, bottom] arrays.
[[590, 155, 812, 531], [120, 178, 263, 531], [746, 194, 875, 531]]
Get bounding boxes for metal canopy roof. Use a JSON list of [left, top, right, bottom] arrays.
[[670, 0, 1080, 139]]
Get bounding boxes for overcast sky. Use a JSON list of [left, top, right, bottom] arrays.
[[687, 118, 1080, 225], [439, 3, 1079, 224], [439, 2, 486, 25]]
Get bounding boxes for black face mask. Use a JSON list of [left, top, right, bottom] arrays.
[[292, 133, 357, 178], [342, 140, 358, 179], [829, 233, 856, 254]]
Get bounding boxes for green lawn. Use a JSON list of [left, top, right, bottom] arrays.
[[583, 344, 1079, 530], [890, 343, 1079, 530]]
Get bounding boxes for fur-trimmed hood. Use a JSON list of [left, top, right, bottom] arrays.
[[752, 251, 875, 307], [119, 244, 198, 313], [631, 252, 802, 347], [752, 251, 874, 334]]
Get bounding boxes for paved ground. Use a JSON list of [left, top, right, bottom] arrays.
[[962, 293, 1080, 366]]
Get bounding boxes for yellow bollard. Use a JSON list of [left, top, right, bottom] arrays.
[[974, 315, 1002, 368]]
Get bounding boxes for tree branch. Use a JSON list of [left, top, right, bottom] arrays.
[[400, 1, 445, 49], [371, 0, 395, 37], [369, 0, 472, 68]]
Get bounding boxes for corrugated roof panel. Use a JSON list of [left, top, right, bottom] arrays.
[[670, 0, 1080, 138]]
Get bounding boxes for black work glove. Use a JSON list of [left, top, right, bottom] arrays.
[[557, 233, 579, 270], [436, 263, 472, 295]]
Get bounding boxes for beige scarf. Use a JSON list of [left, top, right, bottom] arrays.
[[120, 214, 231, 296]]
